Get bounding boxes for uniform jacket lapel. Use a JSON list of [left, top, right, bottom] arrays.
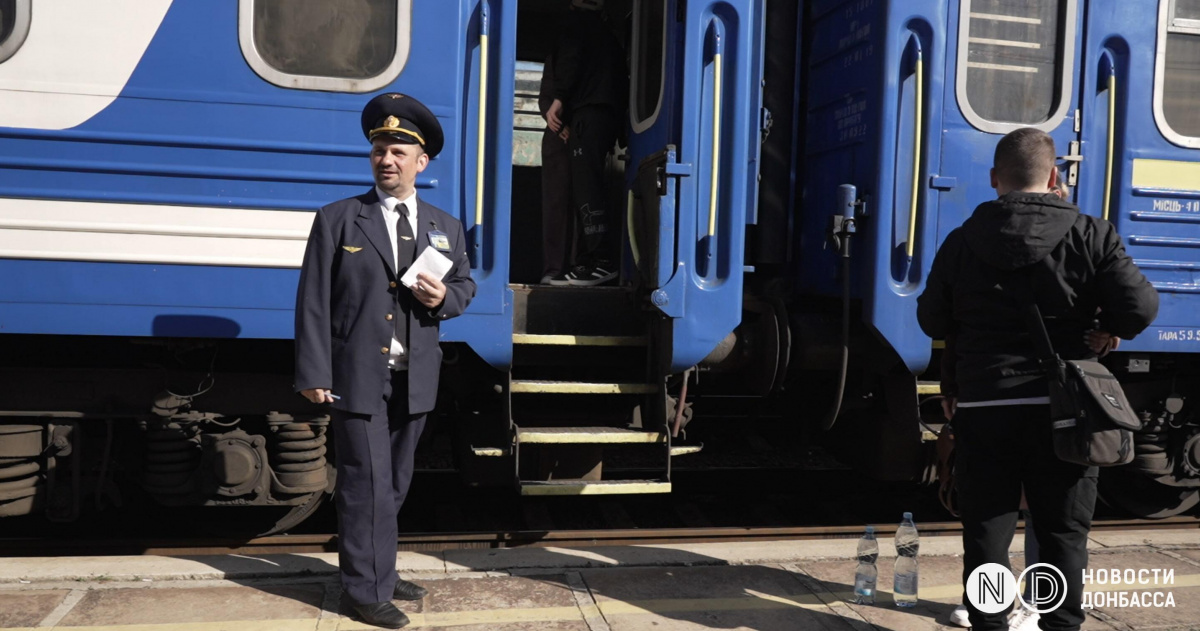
[[354, 189, 396, 277]]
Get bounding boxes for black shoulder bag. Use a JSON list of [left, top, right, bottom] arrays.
[[1017, 301, 1140, 467]]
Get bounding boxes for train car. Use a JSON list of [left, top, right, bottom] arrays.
[[1, 0, 1197, 533]]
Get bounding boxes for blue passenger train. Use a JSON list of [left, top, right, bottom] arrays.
[[0, 0, 1197, 530]]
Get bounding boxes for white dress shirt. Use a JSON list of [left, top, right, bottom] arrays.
[[377, 186, 418, 369]]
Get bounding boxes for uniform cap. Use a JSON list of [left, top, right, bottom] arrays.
[[360, 92, 444, 158]]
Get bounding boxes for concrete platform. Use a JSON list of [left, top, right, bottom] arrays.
[[0, 529, 1196, 630]]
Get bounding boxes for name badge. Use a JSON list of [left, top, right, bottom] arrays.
[[428, 231, 451, 252]]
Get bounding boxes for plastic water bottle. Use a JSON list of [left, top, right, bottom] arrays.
[[853, 525, 879, 604], [893, 512, 919, 607]]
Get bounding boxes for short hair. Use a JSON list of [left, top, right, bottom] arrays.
[[993, 128, 1056, 190]]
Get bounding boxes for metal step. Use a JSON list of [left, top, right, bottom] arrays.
[[517, 426, 666, 444], [512, 334, 648, 347], [917, 381, 941, 395], [510, 380, 657, 394], [670, 444, 703, 456], [519, 479, 671, 496]]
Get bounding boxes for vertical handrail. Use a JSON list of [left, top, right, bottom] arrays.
[[475, 1, 490, 230], [707, 20, 724, 238], [1103, 70, 1116, 221], [904, 39, 923, 264]]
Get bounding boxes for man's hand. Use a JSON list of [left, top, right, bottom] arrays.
[[301, 388, 334, 404], [546, 99, 564, 133], [942, 395, 957, 421], [558, 125, 570, 142], [1085, 330, 1120, 357], [412, 271, 446, 308]]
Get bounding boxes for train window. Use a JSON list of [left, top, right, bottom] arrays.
[[630, 0, 666, 132], [1156, 0, 1200, 146], [0, 0, 31, 64], [955, 0, 1078, 132], [239, 0, 411, 92]]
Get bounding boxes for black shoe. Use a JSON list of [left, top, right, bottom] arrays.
[[546, 270, 573, 286], [393, 578, 428, 601], [349, 600, 410, 628], [566, 263, 616, 286]]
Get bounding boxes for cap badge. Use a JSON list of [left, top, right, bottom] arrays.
[[384, 116, 400, 128]]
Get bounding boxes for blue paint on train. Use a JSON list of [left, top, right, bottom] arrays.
[[2, 0, 1198, 381], [0, 0, 517, 366]]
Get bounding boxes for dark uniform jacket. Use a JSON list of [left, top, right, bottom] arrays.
[[294, 189, 476, 416], [917, 192, 1158, 403]]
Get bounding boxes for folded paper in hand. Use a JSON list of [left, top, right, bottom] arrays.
[[401, 247, 454, 288]]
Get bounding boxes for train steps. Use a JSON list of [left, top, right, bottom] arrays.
[[491, 285, 695, 495]]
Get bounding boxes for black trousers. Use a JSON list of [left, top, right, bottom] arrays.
[[541, 127, 574, 277], [567, 105, 619, 263], [331, 370, 426, 604], [955, 405, 1097, 631]]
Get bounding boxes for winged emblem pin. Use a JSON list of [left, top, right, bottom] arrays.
[[342, 246, 363, 253]]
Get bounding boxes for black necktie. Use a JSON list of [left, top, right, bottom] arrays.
[[394, 201, 414, 358], [396, 201, 415, 270]]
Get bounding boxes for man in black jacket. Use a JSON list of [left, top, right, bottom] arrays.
[[917, 128, 1157, 631], [544, 0, 627, 286]]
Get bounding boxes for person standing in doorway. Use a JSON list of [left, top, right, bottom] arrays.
[[544, 0, 627, 286]]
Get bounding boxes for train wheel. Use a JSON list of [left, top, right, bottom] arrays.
[[1098, 469, 1200, 519]]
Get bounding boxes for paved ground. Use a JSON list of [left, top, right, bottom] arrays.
[[1, 530, 1197, 630]]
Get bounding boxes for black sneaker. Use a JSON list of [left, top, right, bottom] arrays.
[[547, 270, 573, 286], [566, 263, 616, 286]]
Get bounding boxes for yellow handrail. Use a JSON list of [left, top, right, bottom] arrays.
[[905, 51, 923, 260], [475, 32, 488, 227], [708, 52, 722, 238], [1103, 73, 1116, 221]]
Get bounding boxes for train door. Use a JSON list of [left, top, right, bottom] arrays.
[[626, 0, 764, 372], [1075, 0, 1200, 353], [936, 0, 1085, 246]]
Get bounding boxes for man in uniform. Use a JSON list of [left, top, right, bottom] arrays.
[[918, 128, 1157, 631], [294, 93, 476, 629]]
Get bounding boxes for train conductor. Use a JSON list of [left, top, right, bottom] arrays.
[[294, 93, 476, 629]]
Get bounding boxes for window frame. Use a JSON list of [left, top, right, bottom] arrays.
[[954, 0, 1079, 134], [0, 0, 31, 64], [1155, 0, 1200, 147], [238, 0, 412, 93], [630, 0, 668, 133]]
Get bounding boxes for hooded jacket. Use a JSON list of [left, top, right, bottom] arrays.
[[917, 192, 1158, 403]]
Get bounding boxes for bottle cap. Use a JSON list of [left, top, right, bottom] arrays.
[[903, 511, 913, 520], [865, 525, 874, 534]]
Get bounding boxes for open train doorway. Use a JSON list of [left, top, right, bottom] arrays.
[[508, 0, 632, 286]]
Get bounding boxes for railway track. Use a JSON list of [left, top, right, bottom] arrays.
[[3, 516, 1196, 558]]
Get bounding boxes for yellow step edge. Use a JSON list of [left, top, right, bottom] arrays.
[[512, 334, 648, 346], [517, 427, 666, 444], [670, 444, 703, 456], [471, 446, 507, 457], [520, 480, 672, 496], [916, 382, 941, 395], [511, 381, 657, 394]]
